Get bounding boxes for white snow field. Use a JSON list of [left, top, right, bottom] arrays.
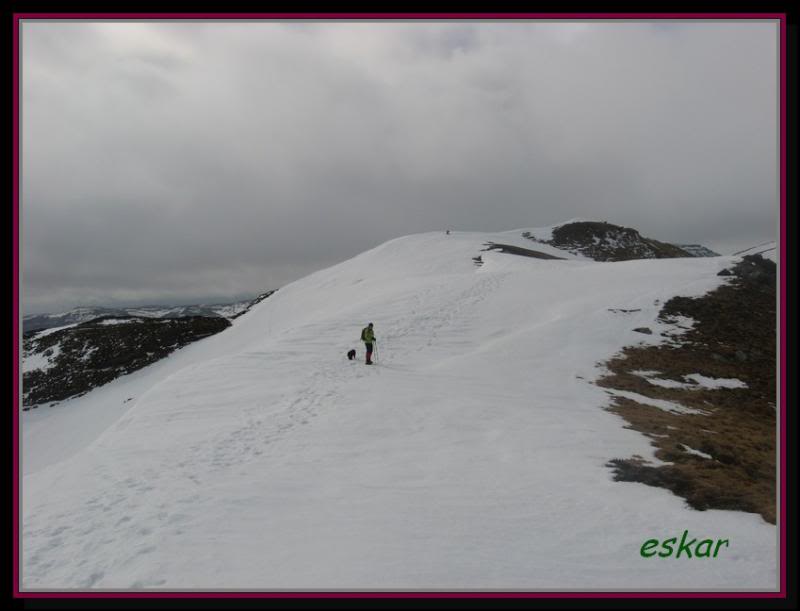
[[20, 229, 777, 591]]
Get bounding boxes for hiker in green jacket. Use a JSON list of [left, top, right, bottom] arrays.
[[361, 323, 376, 365]]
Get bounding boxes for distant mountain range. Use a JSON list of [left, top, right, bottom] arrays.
[[675, 244, 721, 258], [23, 291, 277, 335]]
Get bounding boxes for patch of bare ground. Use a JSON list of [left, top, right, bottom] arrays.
[[599, 255, 776, 523], [481, 242, 566, 260]]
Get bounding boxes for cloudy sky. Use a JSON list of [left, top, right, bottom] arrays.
[[21, 19, 779, 314]]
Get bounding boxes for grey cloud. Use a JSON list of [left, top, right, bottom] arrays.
[[21, 20, 779, 313]]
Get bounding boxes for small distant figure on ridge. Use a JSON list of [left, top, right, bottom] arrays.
[[446, 230, 450, 235], [360, 322, 376, 365]]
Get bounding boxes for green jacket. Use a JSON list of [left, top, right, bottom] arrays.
[[361, 326, 375, 343]]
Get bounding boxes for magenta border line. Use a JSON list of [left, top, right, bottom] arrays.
[[779, 13, 788, 600], [13, 13, 21, 601], [12, 12, 788, 20], [13, 12, 787, 600], [11, 592, 789, 600]]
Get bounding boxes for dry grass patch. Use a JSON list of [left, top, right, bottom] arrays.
[[599, 255, 776, 524]]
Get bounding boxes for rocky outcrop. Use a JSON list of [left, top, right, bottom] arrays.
[[524, 221, 696, 262]]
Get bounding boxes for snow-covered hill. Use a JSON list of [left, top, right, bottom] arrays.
[[20, 228, 777, 591]]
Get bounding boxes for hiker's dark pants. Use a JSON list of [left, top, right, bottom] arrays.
[[364, 343, 373, 363]]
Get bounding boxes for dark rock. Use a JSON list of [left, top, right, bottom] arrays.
[[481, 242, 565, 260], [633, 327, 653, 335], [717, 269, 734, 276]]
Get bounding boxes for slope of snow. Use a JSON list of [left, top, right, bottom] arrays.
[[26, 323, 81, 338], [20, 230, 777, 591], [684, 374, 749, 390], [21, 344, 61, 374], [96, 318, 142, 326]]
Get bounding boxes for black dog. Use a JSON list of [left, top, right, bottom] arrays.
[[347, 349, 357, 360]]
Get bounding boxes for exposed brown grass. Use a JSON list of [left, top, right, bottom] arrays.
[[599, 255, 776, 523]]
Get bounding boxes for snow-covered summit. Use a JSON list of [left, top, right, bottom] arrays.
[[20, 227, 776, 591]]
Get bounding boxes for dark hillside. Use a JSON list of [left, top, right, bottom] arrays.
[[23, 316, 231, 408]]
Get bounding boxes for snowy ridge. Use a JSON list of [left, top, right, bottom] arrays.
[[21, 229, 776, 591]]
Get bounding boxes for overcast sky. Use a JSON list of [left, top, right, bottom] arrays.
[[21, 19, 779, 314]]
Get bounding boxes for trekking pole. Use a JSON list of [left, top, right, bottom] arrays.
[[374, 339, 379, 363]]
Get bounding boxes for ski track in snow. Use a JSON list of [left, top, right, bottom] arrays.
[[22, 270, 510, 589], [20, 231, 777, 591]]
